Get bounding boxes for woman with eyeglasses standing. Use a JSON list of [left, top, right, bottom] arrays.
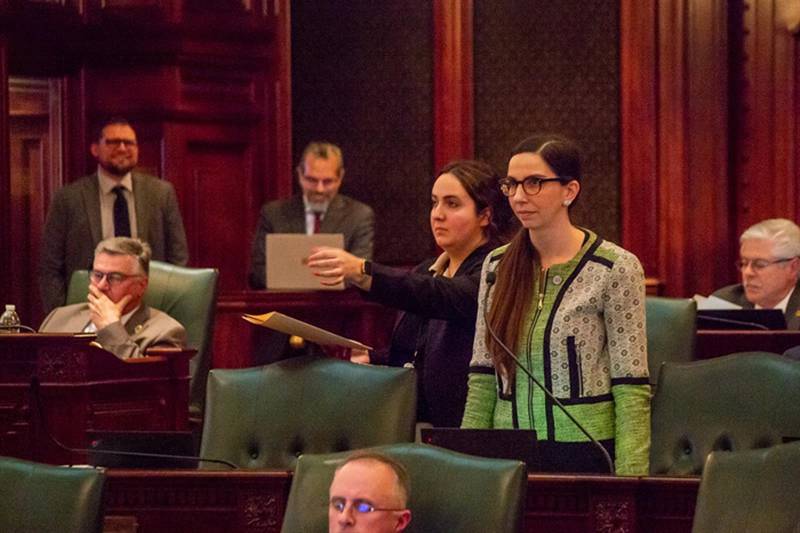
[[461, 135, 651, 475], [307, 160, 515, 427]]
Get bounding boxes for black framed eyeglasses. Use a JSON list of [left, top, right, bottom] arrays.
[[90, 270, 141, 286], [103, 138, 138, 148], [499, 175, 571, 197], [734, 257, 795, 272], [329, 497, 406, 514]]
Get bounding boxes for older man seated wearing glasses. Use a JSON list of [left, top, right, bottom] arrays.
[[328, 451, 412, 533], [40, 237, 186, 358], [712, 218, 800, 329]]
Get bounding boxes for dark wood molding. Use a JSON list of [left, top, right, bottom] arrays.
[[0, 36, 9, 304], [621, 0, 731, 296], [734, 0, 798, 230], [620, 0, 659, 277], [433, 0, 474, 169], [263, 0, 292, 200]]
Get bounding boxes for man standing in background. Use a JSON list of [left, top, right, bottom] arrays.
[[39, 117, 189, 312], [248, 141, 374, 288]]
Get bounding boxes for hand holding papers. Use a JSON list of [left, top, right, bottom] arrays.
[[242, 311, 372, 351]]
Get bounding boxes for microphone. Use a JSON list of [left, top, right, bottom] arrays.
[[482, 271, 615, 474], [0, 324, 38, 333], [29, 377, 237, 469]]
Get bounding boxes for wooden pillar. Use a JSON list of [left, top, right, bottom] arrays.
[[0, 35, 10, 303], [433, 0, 474, 170]]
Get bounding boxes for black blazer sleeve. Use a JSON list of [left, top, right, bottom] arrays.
[[365, 259, 483, 324]]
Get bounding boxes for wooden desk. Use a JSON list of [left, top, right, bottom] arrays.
[[213, 290, 398, 369], [0, 334, 191, 464], [104, 469, 699, 533], [696, 330, 800, 359]]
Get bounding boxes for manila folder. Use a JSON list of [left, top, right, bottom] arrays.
[[242, 311, 372, 351]]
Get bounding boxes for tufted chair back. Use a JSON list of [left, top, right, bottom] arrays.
[[692, 441, 800, 533], [0, 456, 105, 533], [67, 261, 219, 420], [650, 352, 800, 475], [198, 356, 417, 469], [646, 296, 697, 386], [281, 443, 526, 533]]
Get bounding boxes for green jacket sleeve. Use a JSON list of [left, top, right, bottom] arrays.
[[612, 383, 651, 475], [461, 372, 497, 428]]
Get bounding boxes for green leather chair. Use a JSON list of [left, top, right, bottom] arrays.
[[645, 296, 697, 386], [650, 352, 800, 475], [691, 441, 800, 533], [199, 356, 417, 469], [0, 456, 105, 533], [281, 443, 526, 533], [67, 260, 219, 420]]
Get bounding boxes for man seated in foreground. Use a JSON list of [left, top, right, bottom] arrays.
[[328, 451, 412, 533], [712, 218, 800, 328], [40, 237, 186, 358]]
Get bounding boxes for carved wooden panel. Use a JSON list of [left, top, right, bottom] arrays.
[[7, 77, 62, 325], [162, 124, 256, 290]]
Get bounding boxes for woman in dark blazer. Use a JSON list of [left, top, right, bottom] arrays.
[[307, 160, 515, 427]]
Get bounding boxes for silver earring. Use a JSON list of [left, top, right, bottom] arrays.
[[562, 200, 572, 207]]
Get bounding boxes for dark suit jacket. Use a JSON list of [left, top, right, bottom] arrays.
[[363, 243, 494, 427], [248, 193, 375, 288], [39, 303, 186, 359], [39, 173, 189, 312], [712, 280, 800, 329]]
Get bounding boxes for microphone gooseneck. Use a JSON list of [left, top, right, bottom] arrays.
[[482, 271, 615, 474]]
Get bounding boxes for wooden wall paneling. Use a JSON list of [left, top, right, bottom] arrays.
[[62, 70, 90, 180], [162, 123, 255, 291], [681, 0, 731, 297], [85, 0, 177, 25], [620, 0, 660, 279], [656, 0, 692, 298], [433, 0, 474, 170], [7, 79, 61, 324], [623, 0, 731, 297], [770, 5, 797, 221], [0, 36, 10, 308], [734, 0, 798, 234], [797, 33, 800, 225], [262, 0, 292, 200]]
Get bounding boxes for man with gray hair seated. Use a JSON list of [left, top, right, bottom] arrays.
[[40, 236, 186, 358], [712, 218, 800, 329]]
